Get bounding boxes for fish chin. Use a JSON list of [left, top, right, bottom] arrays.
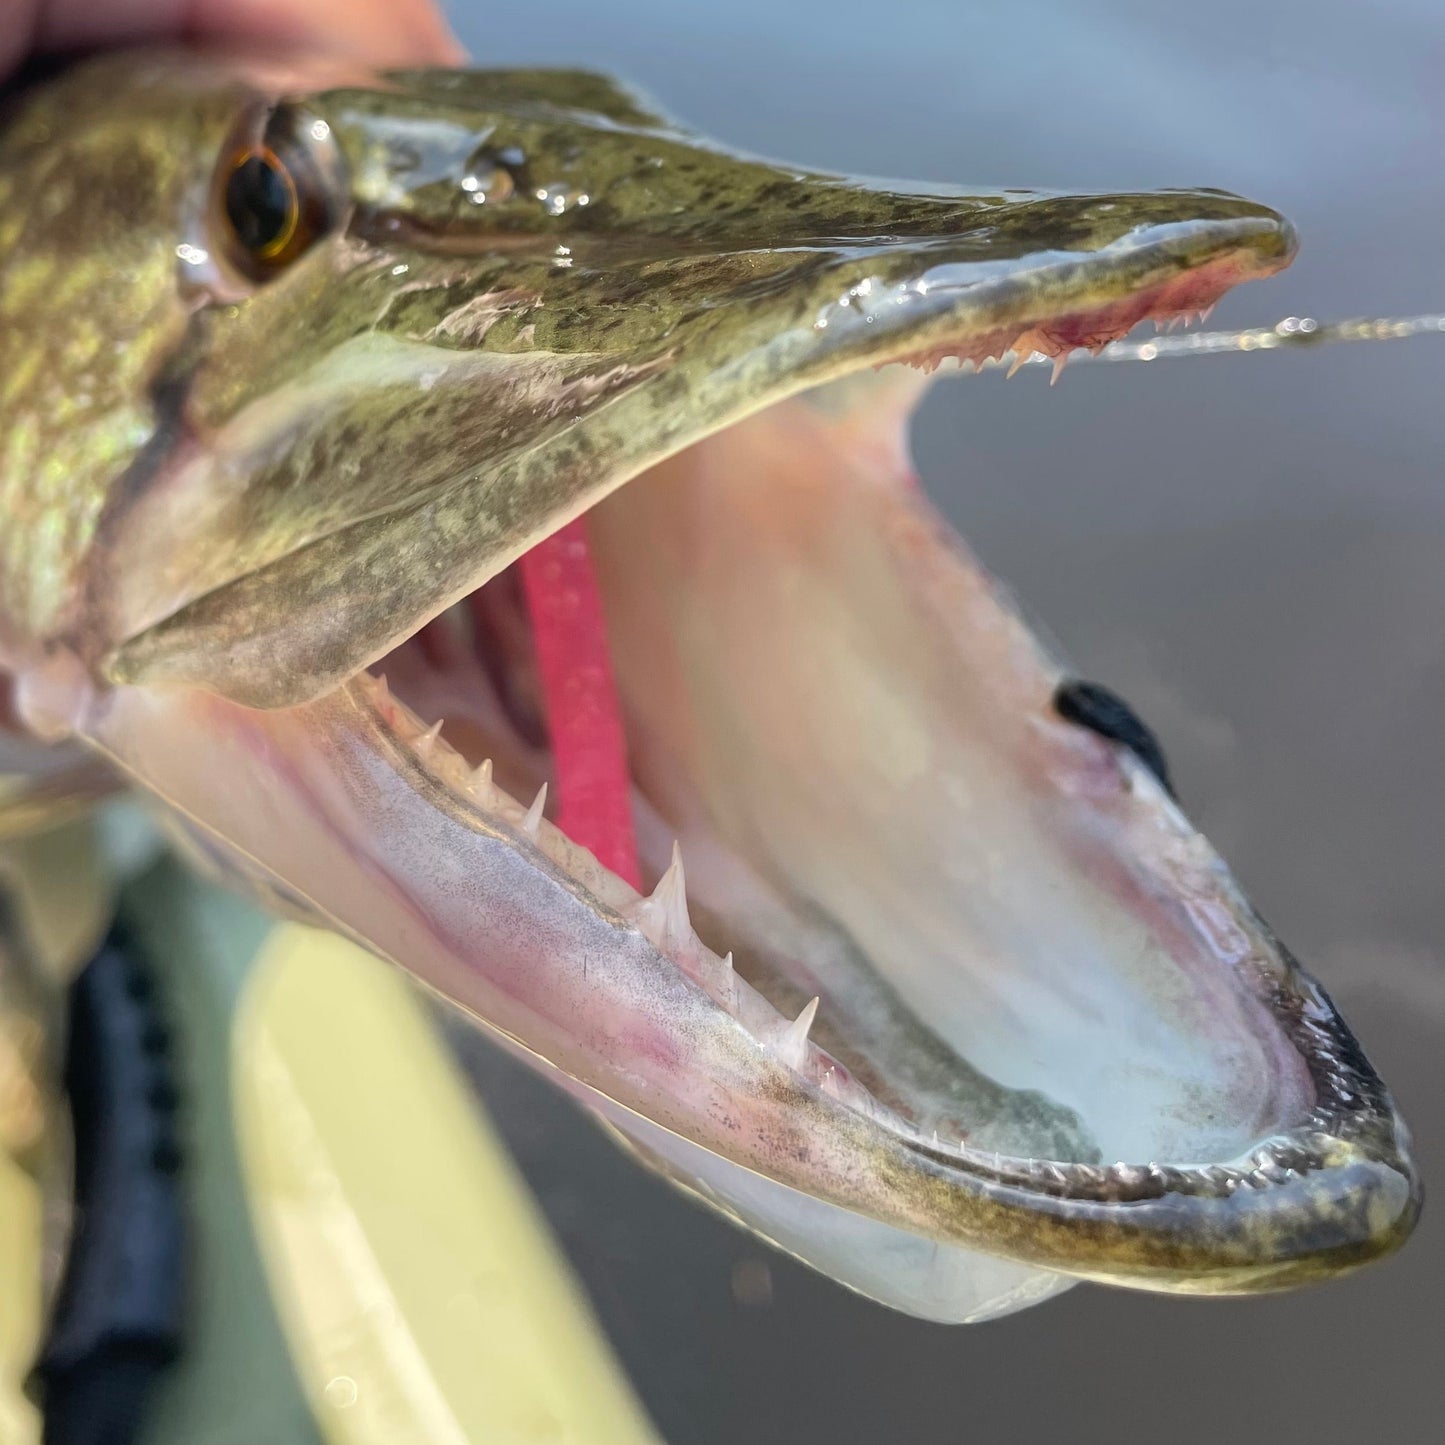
[[64, 349, 1418, 1320]]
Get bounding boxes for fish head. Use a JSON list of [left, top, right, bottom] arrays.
[[0, 51, 1417, 1321], [2, 50, 1289, 693]]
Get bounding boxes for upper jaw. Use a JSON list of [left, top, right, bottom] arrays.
[[96, 64, 1294, 709], [103, 207, 1283, 708]]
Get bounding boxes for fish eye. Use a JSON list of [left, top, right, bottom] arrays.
[[224, 148, 302, 260], [215, 106, 337, 279]]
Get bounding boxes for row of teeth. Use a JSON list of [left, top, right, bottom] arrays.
[[1153, 307, 1217, 333], [358, 669, 1348, 1202], [945, 1133, 1330, 1203], [913, 307, 1217, 382], [357, 671, 882, 1110]]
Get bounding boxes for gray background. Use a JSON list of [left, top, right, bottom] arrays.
[[441, 2, 1445, 1440]]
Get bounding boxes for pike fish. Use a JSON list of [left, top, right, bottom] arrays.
[[0, 51, 1419, 1322]]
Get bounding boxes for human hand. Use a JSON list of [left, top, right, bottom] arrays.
[[2, 0, 463, 84]]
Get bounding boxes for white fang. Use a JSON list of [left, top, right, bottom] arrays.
[[523, 782, 548, 838]]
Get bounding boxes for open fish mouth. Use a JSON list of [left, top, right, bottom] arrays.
[[5, 55, 1416, 1322], [97, 303, 1418, 1320]]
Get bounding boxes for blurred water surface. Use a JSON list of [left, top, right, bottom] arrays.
[[443, 3, 1444, 1440]]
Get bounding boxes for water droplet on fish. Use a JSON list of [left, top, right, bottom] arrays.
[[459, 139, 516, 205], [535, 182, 584, 216]]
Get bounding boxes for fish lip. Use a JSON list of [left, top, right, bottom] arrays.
[[952, 1152, 1420, 1293], [891, 963, 1421, 1287], [801, 214, 1297, 379]]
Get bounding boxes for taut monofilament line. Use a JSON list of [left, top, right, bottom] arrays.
[[997, 311, 1445, 373]]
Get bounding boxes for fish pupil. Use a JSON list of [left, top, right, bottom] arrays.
[[225, 152, 296, 257]]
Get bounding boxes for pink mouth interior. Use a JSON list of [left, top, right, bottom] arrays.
[[503, 252, 1258, 904], [518, 517, 641, 889]]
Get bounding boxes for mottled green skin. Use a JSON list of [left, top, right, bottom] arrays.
[[0, 61, 249, 654], [0, 52, 1290, 706]]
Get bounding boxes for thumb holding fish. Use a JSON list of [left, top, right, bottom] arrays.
[[0, 0, 463, 81]]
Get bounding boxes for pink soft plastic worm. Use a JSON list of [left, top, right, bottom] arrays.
[[519, 517, 642, 889]]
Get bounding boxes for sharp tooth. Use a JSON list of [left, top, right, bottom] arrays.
[[652, 841, 690, 940], [522, 782, 548, 838], [1049, 352, 1070, 385], [776, 995, 819, 1070], [628, 843, 711, 963], [415, 719, 444, 760], [1006, 350, 1030, 379], [469, 758, 494, 792], [1200, 303, 1216, 323], [721, 950, 734, 972]]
